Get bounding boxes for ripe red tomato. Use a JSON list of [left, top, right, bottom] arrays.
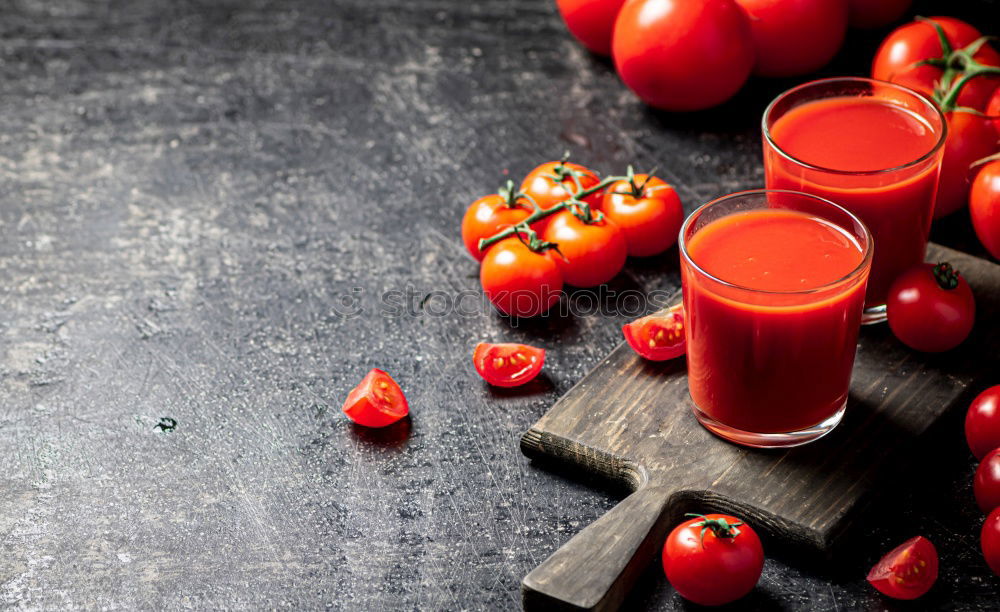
[[612, 0, 754, 111], [556, 0, 627, 56], [541, 210, 627, 287], [971, 160, 1000, 259], [866, 536, 938, 599], [623, 304, 685, 361], [886, 262, 975, 352], [601, 174, 683, 256], [983, 507, 1000, 576], [872, 17, 1000, 112], [847, 0, 911, 29], [520, 160, 602, 231], [975, 448, 1000, 514], [461, 192, 534, 261], [734, 0, 847, 78], [934, 111, 999, 220], [988, 88, 1000, 134], [966, 386, 1000, 460], [342, 369, 409, 428], [480, 236, 563, 317], [662, 513, 763, 606], [472, 342, 545, 387]]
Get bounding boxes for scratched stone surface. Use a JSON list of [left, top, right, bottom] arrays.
[[0, 0, 997, 609]]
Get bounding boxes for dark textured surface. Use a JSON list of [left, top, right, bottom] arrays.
[[0, 0, 996, 609]]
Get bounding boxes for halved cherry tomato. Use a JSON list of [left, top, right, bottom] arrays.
[[601, 174, 684, 257], [966, 385, 1000, 460], [623, 304, 685, 361], [472, 342, 545, 387], [480, 236, 563, 317], [983, 507, 1000, 576], [886, 262, 975, 352], [971, 159, 1000, 260], [556, 0, 627, 56], [520, 160, 602, 232], [342, 369, 409, 428], [974, 448, 1000, 514], [866, 536, 939, 600], [461, 190, 533, 261], [541, 210, 627, 287]]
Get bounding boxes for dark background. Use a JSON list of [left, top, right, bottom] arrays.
[[0, 0, 997, 609]]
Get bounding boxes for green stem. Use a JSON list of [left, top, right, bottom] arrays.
[[932, 262, 961, 290]]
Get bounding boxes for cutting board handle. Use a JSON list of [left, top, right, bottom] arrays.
[[522, 484, 674, 611]]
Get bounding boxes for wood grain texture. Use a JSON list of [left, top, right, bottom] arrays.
[[521, 244, 1000, 611]]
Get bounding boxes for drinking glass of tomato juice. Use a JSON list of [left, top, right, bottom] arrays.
[[763, 77, 946, 324], [680, 190, 873, 448]]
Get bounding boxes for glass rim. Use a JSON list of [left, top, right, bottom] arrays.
[[761, 76, 948, 177], [679, 189, 874, 296]]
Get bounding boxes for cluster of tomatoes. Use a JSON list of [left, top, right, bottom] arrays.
[[461, 158, 684, 318], [966, 386, 1000, 578], [556, 0, 914, 111]]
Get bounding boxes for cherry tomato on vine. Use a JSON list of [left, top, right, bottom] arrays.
[[983, 507, 1000, 576], [602, 174, 683, 257], [662, 513, 763, 606], [472, 342, 545, 387], [866, 536, 938, 600], [975, 448, 1000, 514], [886, 262, 975, 352], [872, 17, 1000, 112], [734, 0, 847, 78], [541, 210, 627, 287], [556, 0, 626, 56], [971, 160, 1000, 259], [612, 0, 754, 111], [480, 236, 563, 317], [934, 111, 999, 220], [342, 369, 409, 428], [847, 0, 911, 29], [623, 304, 685, 361], [461, 190, 534, 261], [967, 386, 1000, 460], [520, 160, 602, 231]]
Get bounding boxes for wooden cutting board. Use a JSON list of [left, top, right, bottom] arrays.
[[520, 244, 1000, 611]]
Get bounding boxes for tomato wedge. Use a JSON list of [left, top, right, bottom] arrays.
[[866, 536, 939, 600], [341, 369, 409, 427], [473, 342, 545, 387], [623, 305, 685, 361]]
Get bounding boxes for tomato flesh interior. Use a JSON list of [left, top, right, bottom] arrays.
[[473, 342, 545, 387], [623, 305, 685, 361], [866, 536, 938, 600], [342, 369, 409, 428]]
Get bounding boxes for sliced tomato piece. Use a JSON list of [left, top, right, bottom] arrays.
[[342, 369, 409, 427], [623, 305, 685, 361], [866, 536, 938, 600], [473, 342, 545, 388]]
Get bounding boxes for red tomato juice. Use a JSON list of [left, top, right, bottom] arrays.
[[682, 209, 868, 434], [765, 97, 940, 306]]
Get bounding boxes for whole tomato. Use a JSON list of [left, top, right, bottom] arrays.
[[520, 160, 602, 231], [934, 112, 998, 220], [612, 0, 755, 111], [662, 513, 764, 606], [988, 88, 1000, 134], [461, 186, 534, 261], [541, 210, 627, 287], [983, 507, 1000, 576], [556, 0, 627, 56], [966, 385, 1000, 460], [480, 236, 563, 317], [735, 0, 847, 78], [970, 159, 1000, 259], [601, 173, 683, 256], [847, 0, 911, 29], [872, 17, 1000, 112], [886, 262, 975, 352], [975, 448, 1000, 514]]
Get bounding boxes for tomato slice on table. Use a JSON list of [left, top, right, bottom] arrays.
[[622, 305, 685, 361], [473, 342, 545, 387], [342, 369, 409, 427], [866, 536, 939, 600]]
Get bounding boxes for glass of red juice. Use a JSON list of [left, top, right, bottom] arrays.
[[680, 190, 873, 448], [763, 77, 946, 324]]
